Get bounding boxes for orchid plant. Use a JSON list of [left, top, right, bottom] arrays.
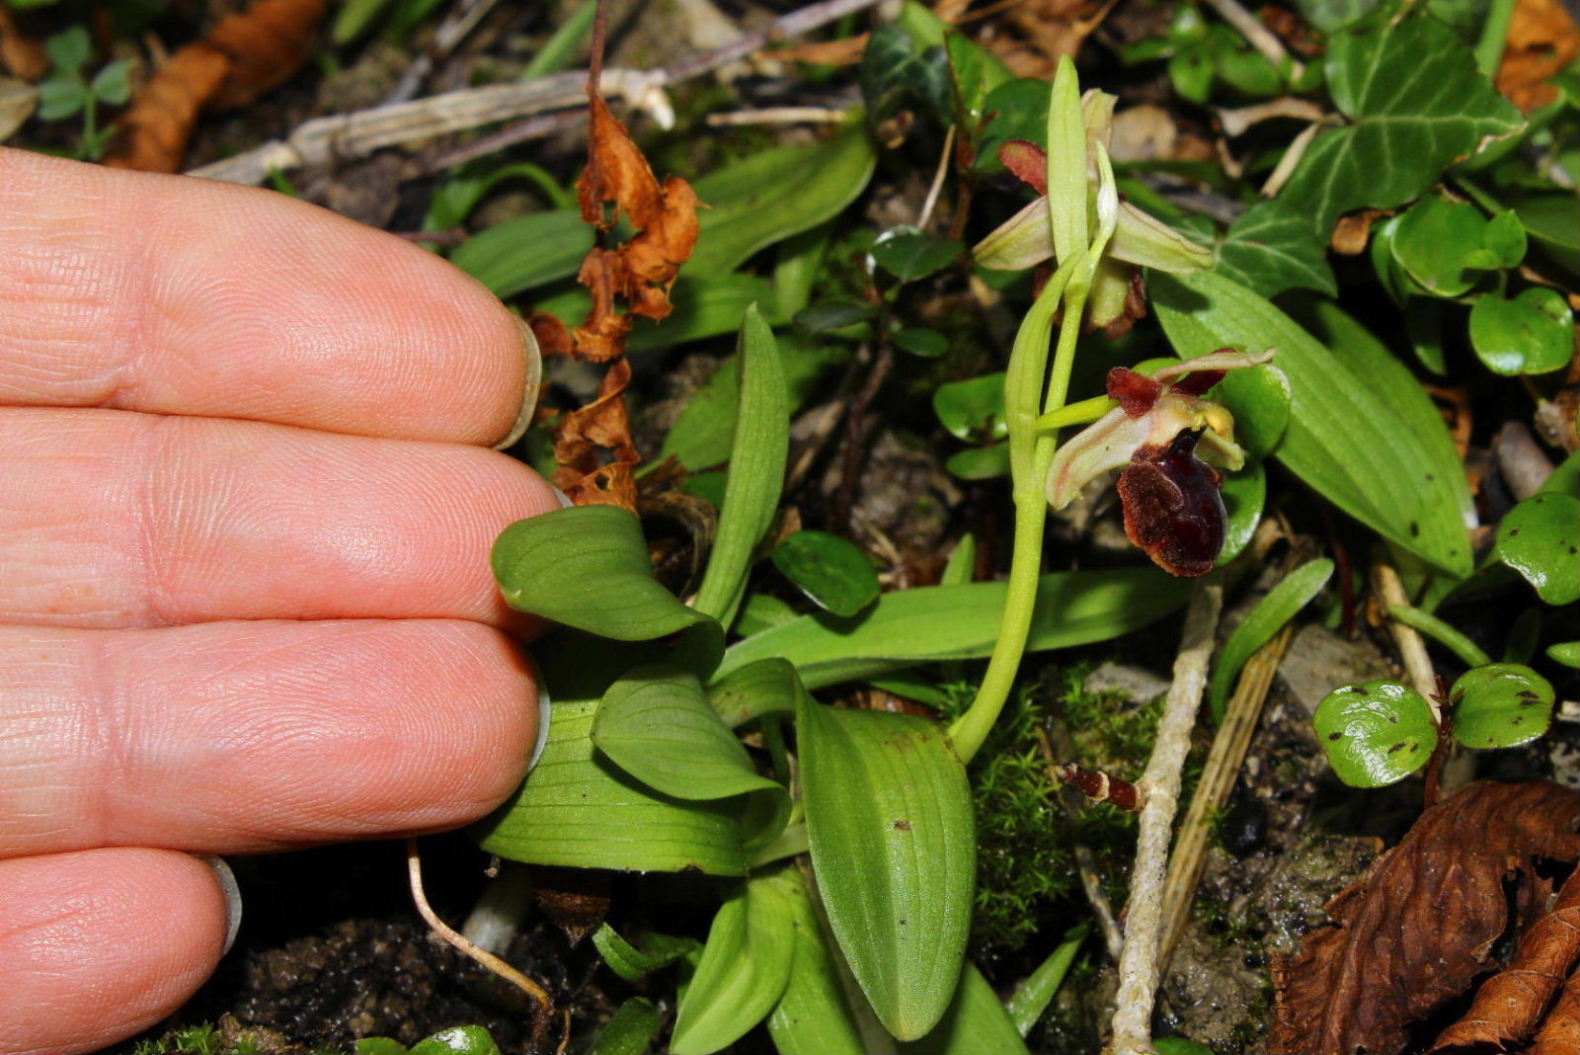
[[948, 59, 1270, 763]]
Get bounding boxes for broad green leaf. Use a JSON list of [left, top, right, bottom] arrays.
[[409, 1027, 501, 1055], [1218, 461, 1266, 566], [474, 648, 749, 875], [1154, 271, 1474, 575], [693, 306, 789, 626], [1469, 288, 1576, 376], [492, 505, 722, 657], [1314, 679, 1437, 787], [1004, 924, 1086, 1038], [1451, 663, 1554, 749], [592, 665, 787, 818], [873, 228, 965, 281], [44, 26, 90, 72], [975, 78, 1050, 169], [332, 0, 396, 42], [688, 124, 877, 279], [449, 209, 593, 298], [1214, 200, 1336, 299], [941, 533, 977, 586], [898, 963, 1029, 1055], [708, 657, 799, 728], [1218, 362, 1291, 461], [89, 58, 132, 105], [671, 870, 798, 1055], [946, 29, 1012, 130], [35, 77, 88, 121], [1510, 192, 1580, 265], [1279, 16, 1523, 238], [734, 593, 801, 637], [660, 336, 847, 471], [719, 567, 1190, 690], [589, 998, 661, 1055], [775, 223, 834, 318], [767, 871, 865, 1055], [591, 924, 699, 984], [1480, 211, 1528, 269], [934, 372, 1008, 441], [799, 697, 974, 1039], [1496, 493, 1580, 604], [1209, 559, 1334, 721], [1153, 1039, 1217, 1055], [772, 531, 881, 617], [1389, 196, 1494, 297], [795, 299, 878, 334]]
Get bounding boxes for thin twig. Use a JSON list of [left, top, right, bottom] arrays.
[[1216, 96, 1327, 138], [187, 0, 888, 185], [1371, 561, 1440, 721], [1199, 0, 1304, 80], [1109, 580, 1224, 1055], [705, 105, 852, 126], [383, 0, 503, 105], [834, 341, 895, 531], [1157, 622, 1293, 969], [917, 123, 956, 231], [1259, 119, 1324, 198], [406, 837, 555, 1048]]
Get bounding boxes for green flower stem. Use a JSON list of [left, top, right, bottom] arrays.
[[1387, 604, 1492, 669]]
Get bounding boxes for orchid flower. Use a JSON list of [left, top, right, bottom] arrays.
[[973, 88, 1213, 332], [1046, 349, 1273, 576]]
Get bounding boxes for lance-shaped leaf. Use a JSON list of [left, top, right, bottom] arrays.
[[717, 567, 1191, 690], [798, 695, 974, 1040], [897, 963, 1030, 1055], [671, 870, 798, 1055], [767, 870, 865, 1055], [1209, 558, 1334, 721], [592, 664, 788, 849]]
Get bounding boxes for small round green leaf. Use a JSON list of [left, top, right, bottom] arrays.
[[1496, 493, 1580, 605], [409, 1026, 502, 1055], [933, 372, 1008, 441], [872, 229, 964, 282], [1391, 197, 1492, 297], [944, 443, 1010, 480], [1480, 210, 1528, 269], [893, 326, 950, 358], [1217, 461, 1265, 567], [771, 531, 880, 617], [1314, 679, 1437, 788], [1451, 663, 1554, 749], [1469, 288, 1576, 376]]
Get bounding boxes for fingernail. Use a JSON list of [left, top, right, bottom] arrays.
[[493, 316, 542, 452], [194, 854, 243, 955], [548, 484, 573, 509], [525, 654, 552, 772]]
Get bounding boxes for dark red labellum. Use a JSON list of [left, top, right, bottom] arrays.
[[1117, 430, 1226, 577], [1167, 368, 1225, 397], [1106, 367, 1164, 418]]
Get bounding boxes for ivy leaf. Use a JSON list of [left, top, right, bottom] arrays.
[[1315, 679, 1438, 788], [1451, 664, 1554, 750], [1279, 15, 1523, 238], [1214, 200, 1337, 299], [861, 24, 951, 124], [872, 228, 964, 281]]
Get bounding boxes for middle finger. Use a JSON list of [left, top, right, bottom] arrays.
[[0, 407, 558, 629]]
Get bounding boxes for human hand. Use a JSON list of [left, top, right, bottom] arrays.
[[0, 148, 557, 1055]]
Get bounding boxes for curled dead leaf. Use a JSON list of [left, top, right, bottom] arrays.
[[106, 0, 328, 172], [1496, 0, 1580, 113], [1431, 868, 1579, 1053], [1269, 781, 1579, 1055], [0, 6, 47, 82], [552, 357, 641, 510]]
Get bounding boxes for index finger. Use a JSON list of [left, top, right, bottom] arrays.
[[0, 148, 534, 446]]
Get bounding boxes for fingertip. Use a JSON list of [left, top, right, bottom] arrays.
[[0, 847, 229, 1054]]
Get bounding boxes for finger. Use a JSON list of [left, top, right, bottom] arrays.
[[0, 147, 531, 445], [0, 847, 230, 1055], [0, 619, 539, 858], [0, 408, 559, 628]]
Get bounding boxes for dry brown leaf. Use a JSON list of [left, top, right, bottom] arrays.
[[1332, 210, 1385, 255], [552, 357, 641, 510], [1431, 869, 1580, 1053], [106, 0, 328, 172], [1496, 0, 1580, 113], [760, 35, 870, 68], [1269, 781, 1580, 1055], [1526, 965, 1579, 1055], [989, 0, 1116, 78]]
